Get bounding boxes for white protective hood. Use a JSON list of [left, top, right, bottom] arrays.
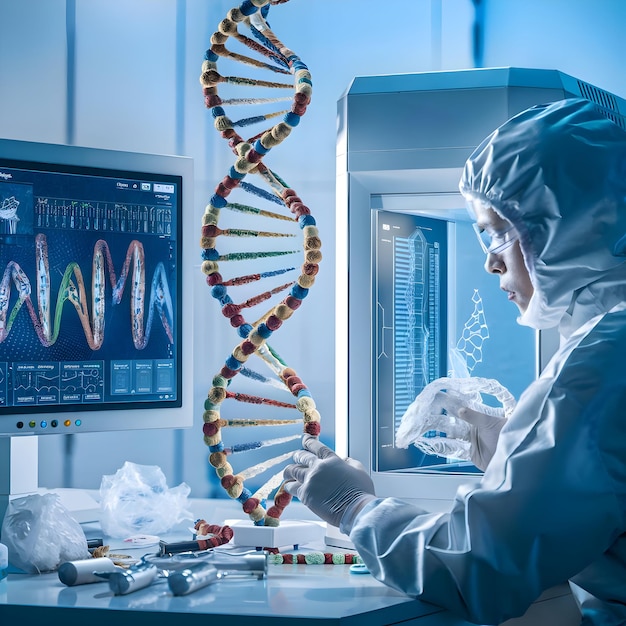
[[459, 98, 626, 331]]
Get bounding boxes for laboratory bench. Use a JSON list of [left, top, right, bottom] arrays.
[[0, 496, 580, 626]]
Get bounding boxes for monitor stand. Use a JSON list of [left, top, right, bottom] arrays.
[[0, 436, 39, 532], [0, 436, 100, 537]]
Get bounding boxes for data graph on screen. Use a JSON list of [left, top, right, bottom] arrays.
[[392, 227, 443, 429], [0, 157, 181, 424], [374, 210, 448, 472]]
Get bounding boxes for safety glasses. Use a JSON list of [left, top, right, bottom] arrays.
[[472, 223, 519, 255]]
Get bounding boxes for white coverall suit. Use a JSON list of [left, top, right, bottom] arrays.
[[345, 98, 626, 625]]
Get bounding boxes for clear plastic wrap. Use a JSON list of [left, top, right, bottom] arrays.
[[1, 493, 89, 573], [395, 376, 516, 461], [99, 461, 192, 538]]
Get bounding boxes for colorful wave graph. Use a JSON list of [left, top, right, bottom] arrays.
[[0, 234, 174, 350]]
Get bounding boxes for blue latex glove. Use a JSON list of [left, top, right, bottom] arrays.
[[283, 435, 376, 530]]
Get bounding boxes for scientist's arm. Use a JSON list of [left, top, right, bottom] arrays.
[[347, 325, 626, 624], [286, 320, 626, 624]]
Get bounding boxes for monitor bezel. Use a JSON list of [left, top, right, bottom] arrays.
[[0, 138, 194, 435]]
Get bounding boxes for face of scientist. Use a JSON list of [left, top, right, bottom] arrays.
[[472, 203, 535, 314]]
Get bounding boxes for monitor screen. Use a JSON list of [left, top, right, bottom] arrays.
[[0, 139, 193, 435], [371, 207, 536, 483], [339, 188, 540, 514], [373, 210, 449, 473]]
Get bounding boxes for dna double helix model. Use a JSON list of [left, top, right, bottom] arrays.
[[199, 0, 321, 527]]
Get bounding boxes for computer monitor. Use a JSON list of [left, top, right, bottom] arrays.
[[0, 138, 194, 521], [369, 200, 535, 479], [335, 68, 626, 521]]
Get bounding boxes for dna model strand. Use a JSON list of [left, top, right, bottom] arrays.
[[0, 234, 173, 350], [199, 0, 321, 527]]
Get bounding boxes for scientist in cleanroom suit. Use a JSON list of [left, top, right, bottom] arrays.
[[283, 97, 626, 625]]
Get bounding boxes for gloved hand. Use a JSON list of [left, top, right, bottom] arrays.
[[425, 387, 509, 471], [456, 404, 507, 471], [396, 377, 514, 470], [283, 435, 376, 530]]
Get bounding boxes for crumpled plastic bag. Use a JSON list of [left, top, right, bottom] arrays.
[[395, 376, 516, 461], [1, 493, 90, 573], [99, 461, 192, 538]]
